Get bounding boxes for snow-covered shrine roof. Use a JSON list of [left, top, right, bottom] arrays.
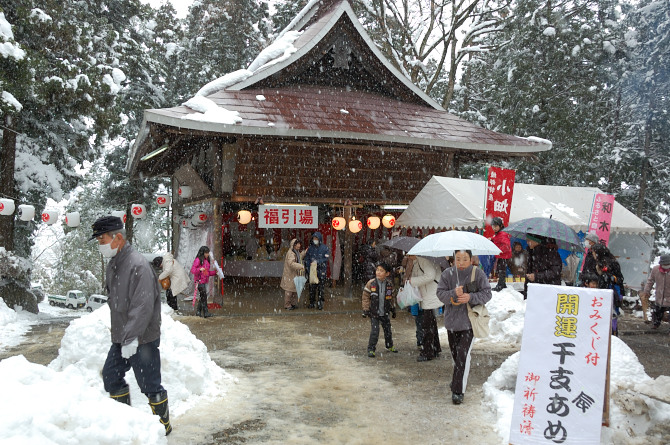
[[128, 0, 551, 178]]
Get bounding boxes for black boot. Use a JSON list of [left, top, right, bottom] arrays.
[[493, 276, 507, 292], [202, 304, 212, 318], [148, 390, 172, 436], [110, 386, 131, 406]]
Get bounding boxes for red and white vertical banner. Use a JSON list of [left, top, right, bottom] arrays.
[[587, 193, 615, 246], [509, 283, 612, 445], [483, 166, 516, 238], [258, 205, 318, 229]]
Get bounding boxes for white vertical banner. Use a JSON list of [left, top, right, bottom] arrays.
[[510, 283, 612, 445]]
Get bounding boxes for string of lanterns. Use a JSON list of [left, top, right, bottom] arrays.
[[234, 209, 395, 233]]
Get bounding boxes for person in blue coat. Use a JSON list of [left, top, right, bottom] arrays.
[[304, 232, 330, 310]]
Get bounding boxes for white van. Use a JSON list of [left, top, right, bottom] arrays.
[[86, 294, 108, 312]]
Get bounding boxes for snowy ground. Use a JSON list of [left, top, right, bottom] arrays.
[[1, 289, 669, 444]]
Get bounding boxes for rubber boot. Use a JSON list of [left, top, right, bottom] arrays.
[[110, 386, 131, 406], [148, 390, 172, 436], [492, 274, 507, 292], [202, 301, 212, 318]]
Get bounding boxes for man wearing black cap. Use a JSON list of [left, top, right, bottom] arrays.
[[642, 255, 670, 331], [91, 215, 172, 435]]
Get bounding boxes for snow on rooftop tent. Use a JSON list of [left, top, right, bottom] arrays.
[[396, 176, 655, 290]]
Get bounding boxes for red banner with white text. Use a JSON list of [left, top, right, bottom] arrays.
[[483, 166, 516, 238]]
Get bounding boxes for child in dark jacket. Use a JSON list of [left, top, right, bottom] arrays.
[[362, 262, 397, 357]]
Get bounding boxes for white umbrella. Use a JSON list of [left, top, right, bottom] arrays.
[[407, 231, 501, 257]]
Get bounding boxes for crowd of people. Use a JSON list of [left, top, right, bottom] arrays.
[[89, 212, 667, 433]]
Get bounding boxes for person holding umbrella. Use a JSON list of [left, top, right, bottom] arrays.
[[408, 254, 443, 362], [436, 249, 492, 405], [524, 234, 562, 299], [280, 239, 305, 310]]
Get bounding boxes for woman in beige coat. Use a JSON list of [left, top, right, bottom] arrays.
[[280, 239, 305, 310], [409, 255, 444, 362]]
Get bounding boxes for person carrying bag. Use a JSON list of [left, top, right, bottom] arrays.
[[464, 267, 490, 338]]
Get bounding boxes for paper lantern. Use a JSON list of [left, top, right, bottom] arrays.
[[156, 194, 170, 208], [331, 216, 346, 230], [41, 210, 59, 225], [18, 205, 35, 221], [348, 219, 363, 233], [111, 210, 127, 223], [237, 210, 252, 225], [178, 185, 192, 199], [366, 216, 380, 230], [0, 199, 15, 216], [131, 204, 146, 219], [65, 212, 80, 227], [192, 212, 208, 225], [382, 214, 396, 228]]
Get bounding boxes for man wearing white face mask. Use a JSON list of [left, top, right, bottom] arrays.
[[90, 215, 171, 436]]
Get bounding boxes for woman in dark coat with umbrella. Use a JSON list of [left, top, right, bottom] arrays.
[[523, 234, 562, 299]]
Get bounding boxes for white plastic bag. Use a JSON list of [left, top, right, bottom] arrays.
[[397, 280, 422, 309]]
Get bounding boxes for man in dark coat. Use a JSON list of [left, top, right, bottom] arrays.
[[303, 232, 330, 310], [91, 216, 172, 435], [523, 234, 562, 299], [579, 232, 599, 285]]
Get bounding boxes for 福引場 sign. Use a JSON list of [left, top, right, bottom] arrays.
[[510, 283, 612, 445], [258, 205, 318, 229]]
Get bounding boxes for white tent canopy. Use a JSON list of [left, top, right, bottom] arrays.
[[396, 176, 655, 289]]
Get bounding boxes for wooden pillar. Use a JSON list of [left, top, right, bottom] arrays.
[[212, 141, 223, 304], [171, 177, 181, 256], [343, 206, 353, 298]]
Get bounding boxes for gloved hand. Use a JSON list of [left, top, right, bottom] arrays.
[[362, 310, 370, 318], [121, 338, 139, 359], [391, 310, 397, 319]]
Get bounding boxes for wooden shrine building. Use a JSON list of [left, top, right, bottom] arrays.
[[127, 0, 551, 298]]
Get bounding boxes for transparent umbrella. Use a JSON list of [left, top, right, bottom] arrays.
[[294, 274, 307, 301], [407, 231, 501, 257]]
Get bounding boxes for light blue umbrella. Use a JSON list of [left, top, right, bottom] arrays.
[[294, 274, 307, 301], [407, 231, 501, 257]]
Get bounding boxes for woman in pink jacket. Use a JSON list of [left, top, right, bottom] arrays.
[[191, 246, 217, 318]]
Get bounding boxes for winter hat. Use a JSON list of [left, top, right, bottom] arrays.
[[89, 215, 124, 240], [660, 255, 670, 266], [585, 232, 599, 244], [526, 233, 543, 244]]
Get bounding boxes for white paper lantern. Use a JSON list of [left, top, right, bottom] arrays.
[[178, 185, 192, 199], [237, 210, 252, 225], [192, 212, 208, 225], [348, 219, 363, 233], [18, 205, 35, 221], [42, 210, 59, 225], [65, 212, 80, 227], [111, 210, 127, 223], [366, 216, 380, 230], [331, 216, 346, 230], [0, 199, 15, 216], [131, 204, 146, 219], [382, 214, 396, 228], [156, 194, 170, 208]]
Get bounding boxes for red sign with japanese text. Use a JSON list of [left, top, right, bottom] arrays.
[[587, 193, 615, 246], [509, 284, 612, 445], [258, 205, 318, 229], [483, 166, 516, 238]]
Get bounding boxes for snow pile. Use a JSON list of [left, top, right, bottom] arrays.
[[182, 95, 243, 125], [485, 288, 527, 344], [0, 297, 30, 353], [483, 337, 670, 444], [247, 30, 302, 72], [194, 69, 253, 97], [0, 304, 237, 444]]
